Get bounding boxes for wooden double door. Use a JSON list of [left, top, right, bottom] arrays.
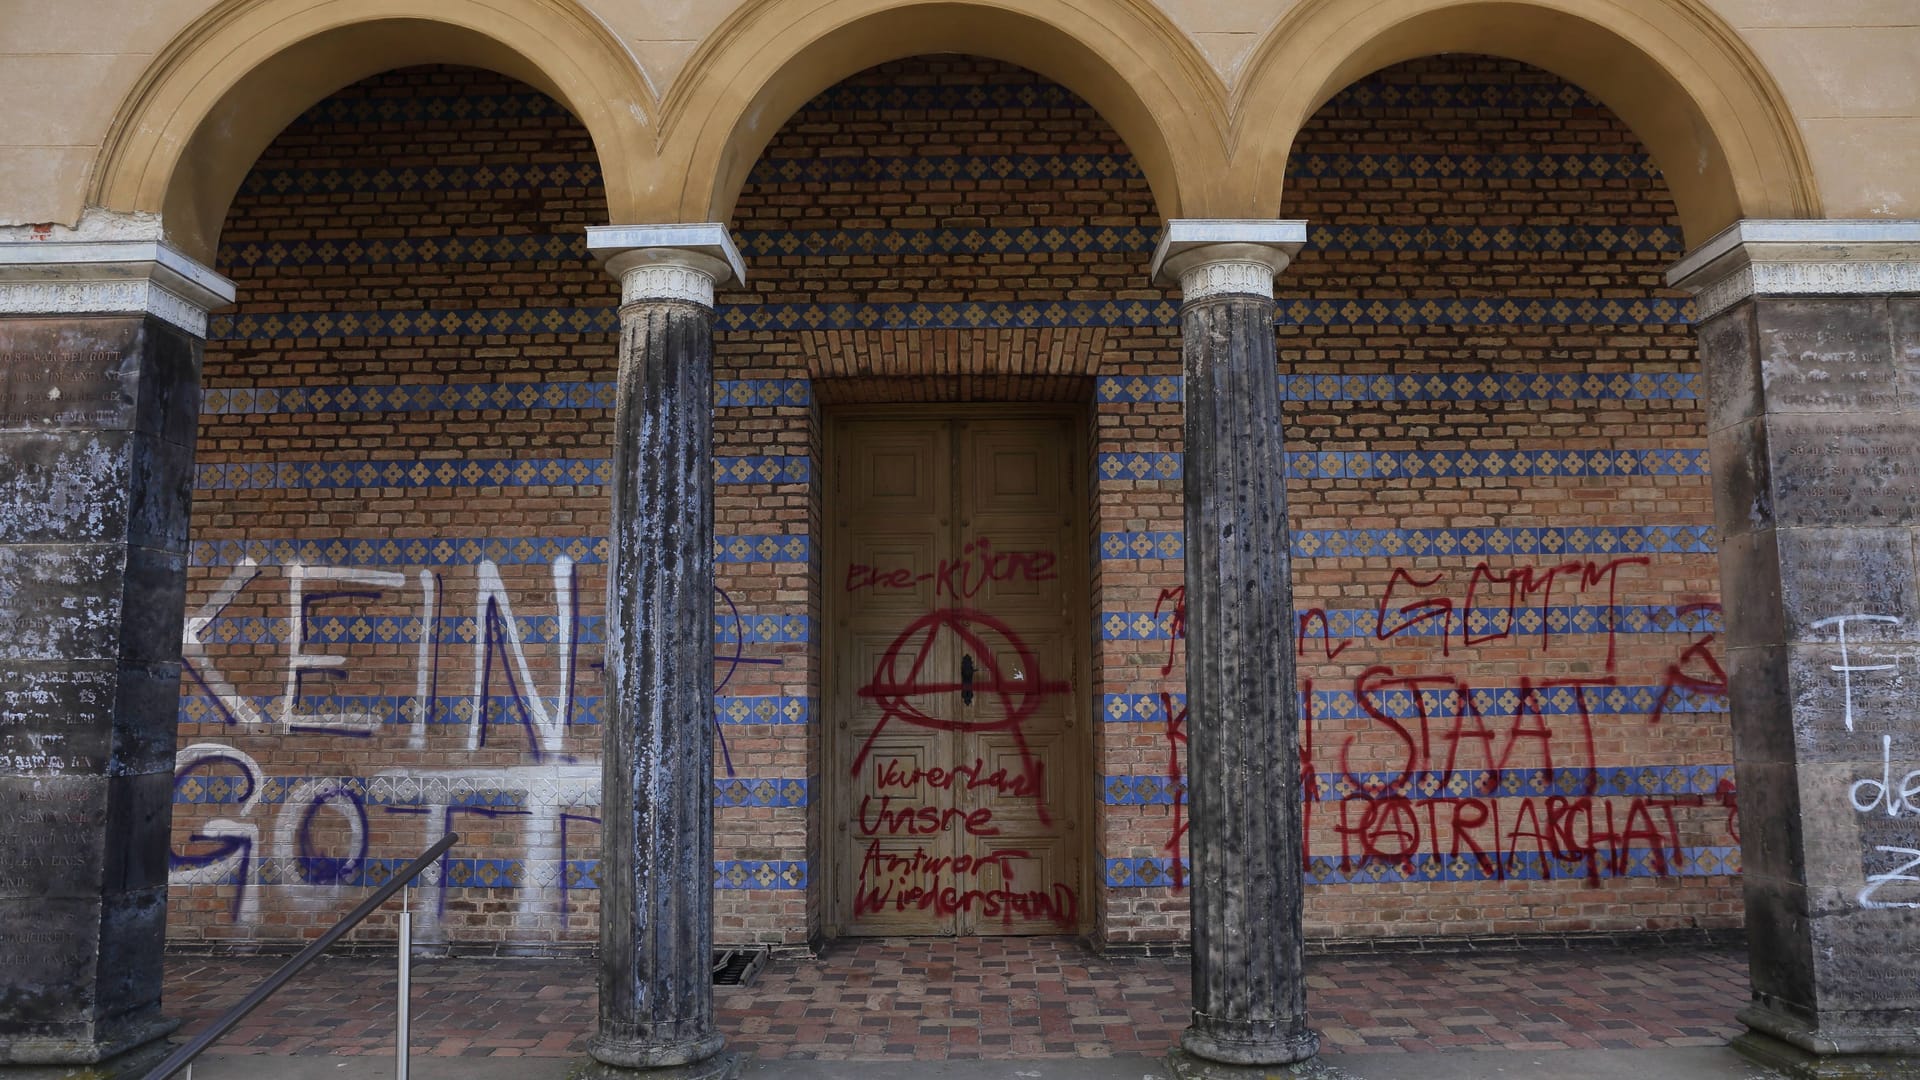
[[826, 410, 1088, 936]]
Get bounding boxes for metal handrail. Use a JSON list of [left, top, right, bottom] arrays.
[[144, 832, 460, 1080]]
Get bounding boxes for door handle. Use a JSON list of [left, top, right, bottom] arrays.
[[960, 653, 976, 705]]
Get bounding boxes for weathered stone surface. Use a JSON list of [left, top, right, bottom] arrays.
[[1714, 530, 1785, 650], [1757, 298, 1899, 414], [0, 320, 145, 434], [1707, 416, 1772, 537], [0, 313, 200, 1067], [101, 773, 172, 895], [0, 317, 200, 447], [1894, 299, 1920, 411], [0, 546, 125, 663], [1726, 644, 1793, 766], [0, 545, 183, 667], [0, 897, 102, 1028], [0, 776, 107, 899], [1717, 295, 1920, 1071], [1178, 291, 1316, 1067], [117, 546, 189, 667], [0, 890, 173, 1062], [1696, 303, 1762, 431], [1783, 642, 1920, 762], [89, 888, 167, 1029], [1766, 413, 1920, 527], [1774, 528, 1917, 641], [591, 299, 727, 1072], [1806, 903, 1920, 1022], [1729, 758, 1803, 883], [0, 662, 181, 778], [1741, 873, 1816, 1011], [0, 433, 192, 552]]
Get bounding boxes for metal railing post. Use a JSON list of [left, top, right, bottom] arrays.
[[144, 832, 458, 1080], [397, 882, 412, 1080]]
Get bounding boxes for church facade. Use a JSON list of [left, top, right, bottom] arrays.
[[2, 0, 1918, 1074]]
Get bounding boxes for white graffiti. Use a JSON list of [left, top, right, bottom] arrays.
[[182, 559, 267, 727], [1816, 614, 1920, 910], [169, 742, 266, 924], [1860, 846, 1920, 910], [1849, 735, 1920, 818], [1811, 613, 1900, 733], [469, 557, 576, 760], [182, 557, 576, 753], [284, 565, 407, 733]]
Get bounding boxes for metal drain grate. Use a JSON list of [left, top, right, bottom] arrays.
[[711, 947, 769, 987]]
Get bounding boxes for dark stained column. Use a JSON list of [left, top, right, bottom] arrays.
[[1671, 220, 1920, 1079], [0, 237, 233, 1072], [1152, 222, 1320, 1074], [583, 226, 744, 1079]]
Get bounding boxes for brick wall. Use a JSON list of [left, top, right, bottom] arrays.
[[171, 55, 1736, 951]]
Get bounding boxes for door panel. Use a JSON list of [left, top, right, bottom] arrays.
[[831, 412, 1085, 937]]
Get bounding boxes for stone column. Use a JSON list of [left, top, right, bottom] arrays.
[[0, 231, 233, 1073], [1670, 220, 1920, 1079], [582, 225, 744, 1080], [1150, 220, 1319, 1075]]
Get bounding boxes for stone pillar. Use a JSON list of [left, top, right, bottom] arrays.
[[1150, 220, 1319, 1075], [0, 233, 233, 1073], [582, 225, 744, 1080], [1670, 220, 1920, 1079]]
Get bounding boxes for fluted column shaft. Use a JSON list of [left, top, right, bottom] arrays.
[[1152, 223, 1318, 1070], [587, 227, 743, 1077]]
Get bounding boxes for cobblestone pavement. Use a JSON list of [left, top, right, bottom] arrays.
[[162, 937, 1748, 1061]]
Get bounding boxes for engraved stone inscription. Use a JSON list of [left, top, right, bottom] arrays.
[[1758, 299, 1899, 413], [0, 777, 105, 899], [0, 545, 126, 662], [0, 664, 114, 775], [0, 319, 140, 430], [1768, 415, 1920, 527], [0, 431, 132, 546], [0, 897, 97, 1028]]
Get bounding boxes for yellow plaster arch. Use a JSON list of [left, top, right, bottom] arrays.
[[90, 0, 655, 263], [655, 0, 1229, 224], [1232, 0, 1820, 245]]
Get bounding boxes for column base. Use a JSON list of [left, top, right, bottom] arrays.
[[570, 1051, 742, 1080], [1180, 1017, 1320, 1067], [1733, 1032, 1920, 1079], [0, 1035, 175, 1079], [1733, 1004, 1920, 1078], [0, 1011, 180, 1069], [1166, 1047, 1351, 1079]]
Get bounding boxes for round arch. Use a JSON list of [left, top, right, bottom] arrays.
[[89, 0, 655, 263], [1232, 0, 1819, 245], [655, 0, 1228, 224]]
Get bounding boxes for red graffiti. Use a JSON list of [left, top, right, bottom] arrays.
[[853, 609, 1066, 795], [1329, 792, 1710, 885], [857, 795, 999, 836], [1300, 556, 1653, 664], [1336, 666, 1602, 798], [845, 539, 1058, 601], [1154, 586, 1185, 677], [1649, 603, 1728, 724], [871, 756, 1043, 800], [1160, 690, 1189, 890], [851, 603, 1075, 925], [853, 840, 1079, 924]]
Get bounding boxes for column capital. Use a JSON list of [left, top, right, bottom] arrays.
[[587, 223, 746, 309], [1667, 219, 1920, 322], [1150, 219, 1308, 301], [0, 239, 236, 337]]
